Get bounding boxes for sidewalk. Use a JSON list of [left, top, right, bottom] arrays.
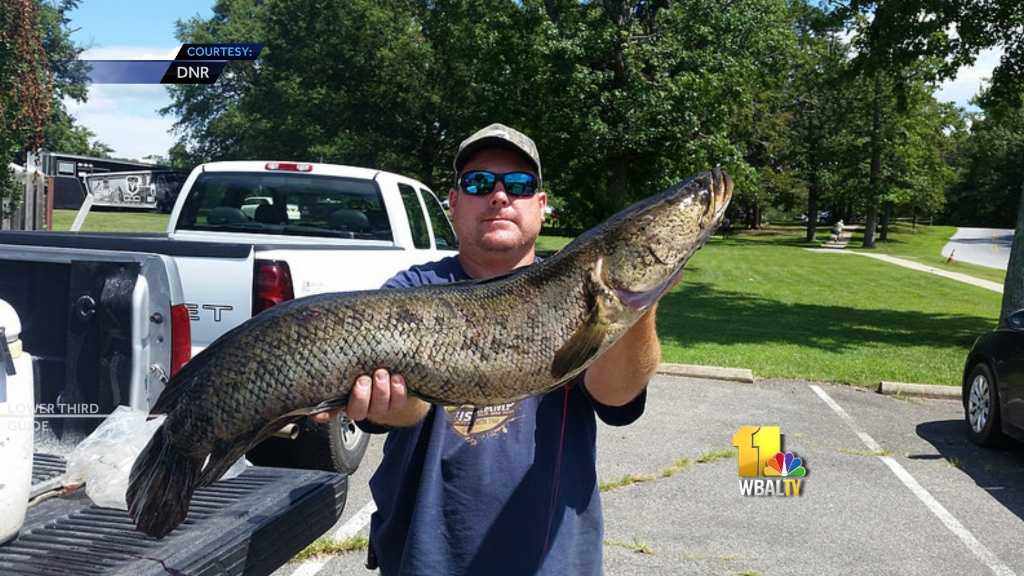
[[805, 248, 1003, 293]]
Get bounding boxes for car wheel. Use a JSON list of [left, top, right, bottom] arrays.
[[965, 363, 1003, 446], [294, 412, 370, 474]]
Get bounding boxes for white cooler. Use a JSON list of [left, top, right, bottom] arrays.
[[0, 298, 33, 544]]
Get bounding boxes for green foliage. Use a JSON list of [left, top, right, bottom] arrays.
[[0, 0, 102, 221], [159, 0, 1008, 229], [840, 0, 1024, 109], [946, 102, 1024, 227], [0, 0, 51, 208]]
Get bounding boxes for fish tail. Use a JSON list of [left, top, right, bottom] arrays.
[[127, 424, 204, 538]]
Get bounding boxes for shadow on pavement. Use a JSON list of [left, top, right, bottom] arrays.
[[915, 419, 1024, 522]]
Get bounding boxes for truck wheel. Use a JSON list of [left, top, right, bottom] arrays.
[[298, 412, 370, 474]]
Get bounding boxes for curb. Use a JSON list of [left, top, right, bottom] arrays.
[[657, 363, 755, 383], [877, 381, 961, 400]]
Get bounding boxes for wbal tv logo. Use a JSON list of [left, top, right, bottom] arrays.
[[732, 426, 807, 497]]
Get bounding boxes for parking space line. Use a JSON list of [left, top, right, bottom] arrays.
[[809, 385, 1016, 576], [330, 499, 376, 541], [287, 500, 377, 576]]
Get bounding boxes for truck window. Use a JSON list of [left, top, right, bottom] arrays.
[[177, 172, 393, 241], [398, 183, 430, 249], [420, 188, 458, 250]]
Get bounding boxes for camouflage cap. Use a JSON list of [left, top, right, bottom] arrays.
[[453, 123, 542, 187]]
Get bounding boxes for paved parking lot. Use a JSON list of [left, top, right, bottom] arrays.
[[275, 375, 1024, 576]]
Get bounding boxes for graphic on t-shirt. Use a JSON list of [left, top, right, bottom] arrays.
[[444, 401, 519, 443]]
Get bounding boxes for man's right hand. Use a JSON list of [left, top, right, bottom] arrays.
[[312, 368, 428, 426], [347, 368, 408, 421]]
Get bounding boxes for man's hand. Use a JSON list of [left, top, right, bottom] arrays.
[[312, 368, 429, 427]]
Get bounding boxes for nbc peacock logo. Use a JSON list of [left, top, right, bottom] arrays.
[[731, 426, 807, 497]]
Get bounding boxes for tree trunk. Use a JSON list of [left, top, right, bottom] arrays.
[[999, 187, 1024, 326], [805, 173, 819, 243], [863, 74, 883, 249], [912, 209, 917, 230], [864, 203, 878, 248], [879, 202, 892, 241]]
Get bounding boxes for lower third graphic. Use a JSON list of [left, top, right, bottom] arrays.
[[731, 425, 807, 497]]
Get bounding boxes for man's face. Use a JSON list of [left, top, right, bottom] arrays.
[[449, 147, 547, 254]]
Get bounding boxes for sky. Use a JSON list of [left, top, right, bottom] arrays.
[[67, 1, 212, 162], [67, 2, 1004, 162]]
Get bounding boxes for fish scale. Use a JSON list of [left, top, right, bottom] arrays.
[[126, 169, 733, 538]]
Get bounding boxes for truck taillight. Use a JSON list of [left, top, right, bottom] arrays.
[[265, 162, 313, 172], [254, 259, 294, 315], [170, 304, 191, 376]]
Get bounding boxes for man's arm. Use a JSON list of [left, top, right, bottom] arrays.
[[584, 305, 660, 406]]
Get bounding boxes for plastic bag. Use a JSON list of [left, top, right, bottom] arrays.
[[65, 406, 250, 510]]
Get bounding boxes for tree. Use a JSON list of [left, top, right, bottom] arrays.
[[1, 0, 92, 223], [783, 2, 852, 241], [531, 0, 795, 227], [946, 103, 1024, 227], [163, 0, 798, 228], [0, 0, 52, 214], [1003, 187, 1024, 325]]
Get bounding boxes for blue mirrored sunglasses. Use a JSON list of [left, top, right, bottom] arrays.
[[458, 170, 538, 197]]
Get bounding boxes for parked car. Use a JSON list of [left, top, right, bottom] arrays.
[[799, 210, 831, 224], [962, 309, 1024, 445]]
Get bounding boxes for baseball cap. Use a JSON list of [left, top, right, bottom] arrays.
[[453, 123, 542, 187]]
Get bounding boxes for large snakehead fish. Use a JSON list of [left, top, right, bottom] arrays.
[[128, 169, 733, 537]]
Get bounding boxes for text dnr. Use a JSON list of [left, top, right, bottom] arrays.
[[178, 65, 210, 79]]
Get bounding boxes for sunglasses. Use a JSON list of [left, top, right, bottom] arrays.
[[458, 170, 539, 197]]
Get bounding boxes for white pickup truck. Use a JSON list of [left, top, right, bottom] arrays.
[[0, 160, 458, 473]]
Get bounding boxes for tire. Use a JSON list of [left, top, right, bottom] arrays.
[[295, 412, 370, 474], [965, 362, 1003, 446], [245, 413, 369, 474]]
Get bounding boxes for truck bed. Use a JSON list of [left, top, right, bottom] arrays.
[[0, 454, 347, 576], [0, 231, 252, 258]]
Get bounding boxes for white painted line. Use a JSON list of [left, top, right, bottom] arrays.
[[809, 385, 1016, 576], [330, 499, 376, 541], [288, 556, 331, 576], [286, 500, 377, 576]]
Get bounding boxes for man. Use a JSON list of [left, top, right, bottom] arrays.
[[316, 123, 660, 574]]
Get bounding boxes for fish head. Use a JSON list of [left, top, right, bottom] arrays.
[[597, 169, 732, 313]]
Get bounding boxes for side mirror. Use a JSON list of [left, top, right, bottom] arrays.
[[1007, 309, 1024, 331]]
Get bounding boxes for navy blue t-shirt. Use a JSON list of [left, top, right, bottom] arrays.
[[364, 256, 647, 576]]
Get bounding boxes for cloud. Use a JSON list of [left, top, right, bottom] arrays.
[[66, 84, 178, 161], [71, 107, 177, 161], [935, 47, 1003, 110]]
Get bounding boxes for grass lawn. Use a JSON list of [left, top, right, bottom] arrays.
[[51, 209, 169, 233], [546, 225, 1001, 387], [537, 233, 575, 254]]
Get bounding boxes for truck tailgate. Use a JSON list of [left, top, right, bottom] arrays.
[[1, 455, 347, 576]]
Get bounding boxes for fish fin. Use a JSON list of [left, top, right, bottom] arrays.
[[197, 413, 306, 486], [127, 424, 205, 538], [550, 313, 607, 380], [551, 260, 611, 380], [198, 442, 249, 486], [308, 396, 348, 415]]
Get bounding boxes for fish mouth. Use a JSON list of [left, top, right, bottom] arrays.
[[705, 167, 733, 228], [615, 269, 685, 312], [615, 170, 733, 312]]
